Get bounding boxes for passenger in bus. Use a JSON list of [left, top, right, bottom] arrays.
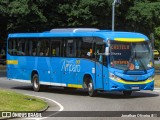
[[33, 48, 36, 56], [52, 49, 56, 56], [45, 48, 49, 56], [40, 51, 44, 56]]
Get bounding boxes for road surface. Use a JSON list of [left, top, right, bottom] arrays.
[[0, 72, 160, 120]]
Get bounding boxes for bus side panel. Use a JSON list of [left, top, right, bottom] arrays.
[[7, 56, 24, 80], [24, 57, 51, 84], [60, 58, 97, 89], [61, 58, 80, 87], [78, 59, 96, 89], [50, 57, 63, 85], [8, 56, 51, 84], [102, 66, 109, 91]]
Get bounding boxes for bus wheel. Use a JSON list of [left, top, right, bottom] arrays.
[[88, 80, 97, 97], [32, 74, 40, 92], [123, 91, 132, 96]]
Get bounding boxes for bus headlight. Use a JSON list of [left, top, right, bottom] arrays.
[[109, 72, 121, 81]]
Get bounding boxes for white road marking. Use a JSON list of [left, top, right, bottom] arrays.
[[24, 94, 64, 120]]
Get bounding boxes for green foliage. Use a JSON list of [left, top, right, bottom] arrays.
[[126, 2, 160, 35], [155, 27, 160, 37], [0, 0, 160, 48], [155, 27, 160, 50], [0, 0, 9, 15], [6, 0, 47, 32], [58, 0, 111, 28]]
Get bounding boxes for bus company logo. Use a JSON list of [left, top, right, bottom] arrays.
[[134, 77, 138, 81], [61, 60, 81, 73]]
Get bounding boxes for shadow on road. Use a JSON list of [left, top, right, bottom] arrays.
[[11, 85, 159, 99]]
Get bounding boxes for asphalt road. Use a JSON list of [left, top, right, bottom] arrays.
[[0, 72, 160, 120]]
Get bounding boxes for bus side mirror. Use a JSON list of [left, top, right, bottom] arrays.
[[105, 47, 110, 56]]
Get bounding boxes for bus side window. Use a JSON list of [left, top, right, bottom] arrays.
[[31, 40, 39, 56], [95, 37, 107, 65], [51, 39, 61, 56], [45, 48, 49, 56], [33, 48, 37, 56], [52, 48, 56, 56], [66, 39, 76, 57], [81, 37, 94, 58]]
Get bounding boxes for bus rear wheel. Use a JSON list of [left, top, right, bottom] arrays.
[[88, 80, 97, 97], [32, 74, 40, 92], [123, 91, 132, 96]]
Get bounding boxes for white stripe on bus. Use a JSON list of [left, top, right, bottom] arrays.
[[8, 78, 66, 87]]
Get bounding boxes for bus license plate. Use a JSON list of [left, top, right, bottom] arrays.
[[132, 86, 139, 90]]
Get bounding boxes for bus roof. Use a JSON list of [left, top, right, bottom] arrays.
[[8, 28, 149, 42]]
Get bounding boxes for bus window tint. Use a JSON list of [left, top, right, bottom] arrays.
[[66, 39, 76, 57], [17, 40, 26, 55], [32, 40, 38, 56], [51, 39, 61, 56], [76, 39, 81, 57], [81, 37, 93, 58]]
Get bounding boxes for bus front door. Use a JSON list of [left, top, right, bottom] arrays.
[[95, 43, 108, 90]]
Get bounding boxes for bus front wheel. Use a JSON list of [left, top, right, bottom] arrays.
[[88, 80, 97, 97], [123, 91, 132, 96], [32, 74, 40, 92]]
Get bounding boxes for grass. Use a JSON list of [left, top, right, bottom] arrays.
[[0, 89, 47, 111]]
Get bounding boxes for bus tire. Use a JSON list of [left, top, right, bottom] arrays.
[[88, 79, 97, 97], [32, 74, 40, 92], [123, 91, 132, 96]]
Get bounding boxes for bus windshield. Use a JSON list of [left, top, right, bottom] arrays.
[[109, 41, 153, 71]]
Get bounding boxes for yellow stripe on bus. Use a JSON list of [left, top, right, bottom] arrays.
[[7, 60, 18, 65], [68, 84, 83, 88], [114, 38, 145, 42], [117, 79, 154, 85]]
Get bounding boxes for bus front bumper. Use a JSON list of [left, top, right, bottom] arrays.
[[108, 78, 154, 91]]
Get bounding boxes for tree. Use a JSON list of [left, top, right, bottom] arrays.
[[155, 27, 160, 50], [126, 1, 160, 35], [58, 0, 112, 29], [0, 0, 160, 41], [7, 0, 47, 32], [0, 0, 9, 39]]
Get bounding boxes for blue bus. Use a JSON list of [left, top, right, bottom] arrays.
[[7, 28, 154, 96]]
